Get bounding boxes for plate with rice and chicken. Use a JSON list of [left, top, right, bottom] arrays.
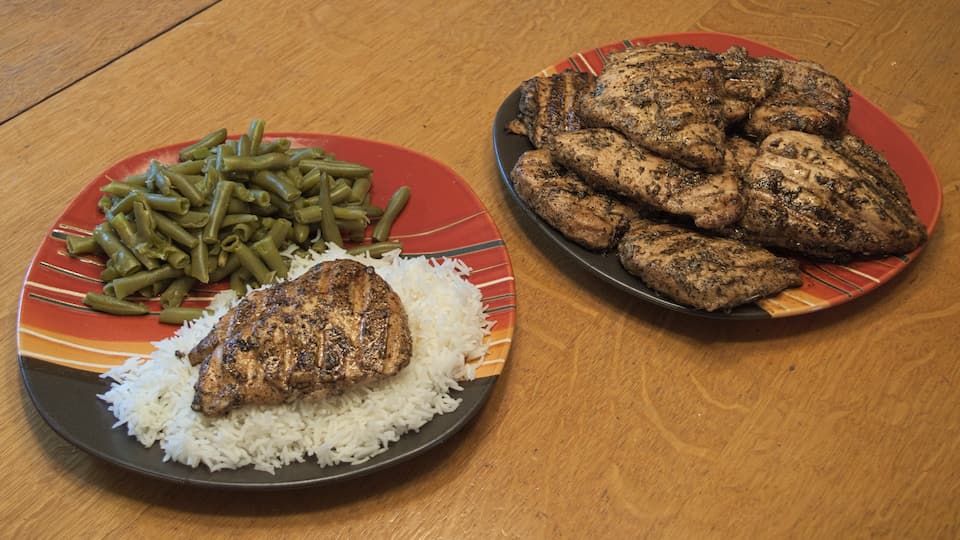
[[18, 129, 515, 488]]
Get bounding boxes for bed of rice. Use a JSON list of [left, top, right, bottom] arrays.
[[99, 246, 491, 473]]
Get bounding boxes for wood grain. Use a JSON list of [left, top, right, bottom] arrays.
[[2, 0, 959, 537], [0, 0, 216, 122]]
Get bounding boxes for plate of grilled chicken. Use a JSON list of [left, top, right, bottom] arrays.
[[494, 32, 941, 318]]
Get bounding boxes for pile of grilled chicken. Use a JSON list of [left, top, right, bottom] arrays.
[[189, 259, 412, 416], [508, 42, 927, 312]]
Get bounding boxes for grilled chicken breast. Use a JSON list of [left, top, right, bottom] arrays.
[[507, 71, 597, 148], [549, 128, 742, 229], [731, 130, 927, 260], [189, 259, 412, 417], [744, 57, 850, 139], [510, 149, 635, 250], [618, 218, 802, 311], [719, 46, 783, 124], [579, 43, 727, 172]]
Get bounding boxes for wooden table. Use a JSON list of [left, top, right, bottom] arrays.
[[3, 1, 958, 537]]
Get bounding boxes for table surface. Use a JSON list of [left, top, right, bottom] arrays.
[[3, 1, 958, 537]]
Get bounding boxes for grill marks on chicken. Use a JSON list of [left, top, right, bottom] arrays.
[[719, 46, 782, 124], [744, 58, 850, 140], [509, 149, 635, 250], [618, 218, 803, 312], [580, 43, 728, 172], [549, 128, 742, 229], [732, 131, 927, 260], [189, 259, 412, 417], [504, 41, 927, 311], [507, 71, 597, 148]]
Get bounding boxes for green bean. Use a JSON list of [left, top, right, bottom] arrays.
[[247, 119, 265, 155], [159, 307, 210, 325], [108, 212, 159, 270], [101, 264, 121, 282], [111, 265, 182, 299], [231, 222, 258, 242], [167, 160, 205, 175], [317, 166, 343, 248], [237, 134, 252, 157], [252, 170, 301, 202], [330, 181, 352, 204], [247, 188, 271, 207], [266, 218, 293, 249], [220, 214, 259, 227], [158, 307, 208, 325], [132, 200, 156, 247], [146, 161, 171, 195], [300, 169, 324, 192], [349, 176, 371, 203], [162, 166, 205, 207], [253, 236, 288, 278], [221, 236, 274, 285], [123, 173, 148, 187], [153, 211, 199, 249], [189, 234, 210, 283], [172, 210, 209, 229], [229, 267, 253, 297], [292, 205, 323, 224], [226, 198, 251, 214], [299, 158, 372, 178], [364, 203, 384, 218], [332, 205, 369, 222], [102, 181, 135, 198], [292, 222, 310, 245], [179, 128, 227, 162], [65, 235, 100, 256], [336, 218, 368, 233], [285, 166, 304, 188], [97, 195, 115, 214], [207, 253, 241, 282], [222, 153, 291, 172], [203, 180, 236, 244], [143, 192, 190, 215], [160, 276, 197, 308], [372, 186, 410, 242], [258, 138, 290, 154], [83, 292, 149, 316], [287, 147, 324, 165], [346, 241, 403, 258], [92, 222, 141, 276]]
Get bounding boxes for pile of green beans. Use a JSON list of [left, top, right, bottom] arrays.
[[72, 119, 410, 320]]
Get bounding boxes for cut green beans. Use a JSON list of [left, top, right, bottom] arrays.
[[65, 234, 100, 256], [372, 186, 410, 242], [159, 307, 209, 325], [83, 292, 149, 315], [346, 241, 403, 258], [85, 119, 407, 314]]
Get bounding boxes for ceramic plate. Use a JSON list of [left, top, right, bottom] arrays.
[[18, 133, 515, 489], [493, 32, 942, 319]]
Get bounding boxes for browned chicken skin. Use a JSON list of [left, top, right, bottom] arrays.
[[189, 259, 412, 417], [579, 43, 728, 172], [719, 46, 783, 125], [730, 130, 927, 260], [744, 57, 851, 140], [507, 71, 597, 148], [618, 218, 802, 312], [549, 128, 743, 229], [509, 149, 635, 250]]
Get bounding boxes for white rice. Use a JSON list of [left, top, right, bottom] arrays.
[[99, 245, 491, 473]]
